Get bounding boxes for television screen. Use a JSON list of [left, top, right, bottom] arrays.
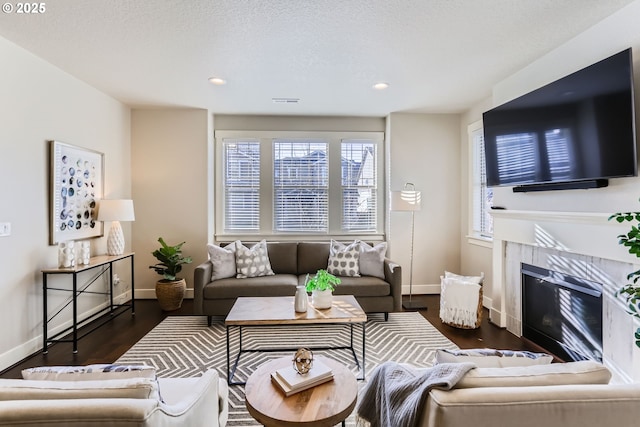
[[483, 48, 637, 190]]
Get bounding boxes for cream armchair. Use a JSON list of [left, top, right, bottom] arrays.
[[0, 369, 228, 427]]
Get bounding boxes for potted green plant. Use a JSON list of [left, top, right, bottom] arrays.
[[608, 206, 640, 348], [149, 237, 192, 311], [305, 269, 341, 309]]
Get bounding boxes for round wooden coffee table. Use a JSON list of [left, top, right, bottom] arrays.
[[244, 355, 358, 427]]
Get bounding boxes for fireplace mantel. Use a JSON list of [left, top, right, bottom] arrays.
[[490, 209, 640, 383]]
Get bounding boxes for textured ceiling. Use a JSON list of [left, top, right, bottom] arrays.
[[0, 0, 635, 116]]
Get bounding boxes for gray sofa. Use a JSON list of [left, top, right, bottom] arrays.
[[194, 241, 402, 324]]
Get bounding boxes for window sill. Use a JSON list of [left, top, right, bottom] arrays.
[[466, 235, 493, 249]]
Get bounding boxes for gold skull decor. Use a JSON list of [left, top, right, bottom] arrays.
[[292, 348, 314, 374]]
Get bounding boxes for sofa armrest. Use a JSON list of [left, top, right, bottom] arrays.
[[384, 258, 402, 312], [156, 370, 228, 427], [193, 261, 212, 315]]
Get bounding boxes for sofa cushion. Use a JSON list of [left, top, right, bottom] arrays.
[[266, 242, 298, 274], [327, 240, 360, 277], [455, 360, 611, 389], [297, 242, 331, 274], [358, 241, 387, 279], [204, 274, 299, 298], [235, 240, 275, 278], [207, 243, 237, 281], [332, 276, 390, 297], [435, 349, 553, 367], [0, 377, 160, 400], [22, 364, 156, 381]]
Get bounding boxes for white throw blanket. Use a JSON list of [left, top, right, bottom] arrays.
[[439, 278, 480, 328], [356, 362, 475, 427]]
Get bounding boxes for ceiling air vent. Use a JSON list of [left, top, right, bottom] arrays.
[[272, 98, 300, 104]]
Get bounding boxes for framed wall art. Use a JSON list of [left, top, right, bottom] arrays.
[[50, 140, 104, 245]]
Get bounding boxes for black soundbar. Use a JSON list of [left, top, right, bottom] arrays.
[[512, 179, 609, 193]]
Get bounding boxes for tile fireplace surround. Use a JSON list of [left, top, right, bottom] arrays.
[[490, 210, 640, 383]]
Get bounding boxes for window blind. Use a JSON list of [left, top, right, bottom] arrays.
[[341, 140, 377, 232], [223, 139, 260, 232], [273, 139, 328, 232], [472, 129, 493, 237]]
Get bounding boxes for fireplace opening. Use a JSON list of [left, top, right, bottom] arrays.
[[521, 263, 603, 362]]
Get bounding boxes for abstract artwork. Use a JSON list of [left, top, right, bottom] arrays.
[[50, 141, 104, 245]]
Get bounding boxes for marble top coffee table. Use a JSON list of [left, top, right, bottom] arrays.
[[225, 295, 367, 385]]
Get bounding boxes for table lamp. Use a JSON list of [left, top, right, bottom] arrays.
[[98, 199, 135, 255]]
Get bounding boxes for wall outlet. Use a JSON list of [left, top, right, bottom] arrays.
[[0, 223, 11, 237], [113, 274, 121, 285]]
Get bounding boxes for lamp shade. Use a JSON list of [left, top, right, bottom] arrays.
[[390, 190, 421, 212], [98, 199, 135, 222]]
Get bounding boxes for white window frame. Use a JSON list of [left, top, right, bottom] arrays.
[[214, 130, 385, 241], [467, 120, 493, 248]]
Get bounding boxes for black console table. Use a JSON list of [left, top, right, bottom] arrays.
[[42, 252, 135, 353]]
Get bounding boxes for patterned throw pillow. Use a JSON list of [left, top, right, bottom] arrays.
[[327, 240, 360, 277], [358, 241, 387, 279], [21, 364, 157, 381], [435, 348, 553, 368], [235, 240, 275, 279], [207, 243, 237, 281]]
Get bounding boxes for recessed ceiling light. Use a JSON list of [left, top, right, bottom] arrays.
[[373, 82, 389, 90], [208, 77, 227, 85]]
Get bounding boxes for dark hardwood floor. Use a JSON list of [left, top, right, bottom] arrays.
[[0, 295, 530, 379]]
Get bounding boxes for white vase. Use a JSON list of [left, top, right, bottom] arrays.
[[294, 285, 308, 312], [311, 289, 332, 309]]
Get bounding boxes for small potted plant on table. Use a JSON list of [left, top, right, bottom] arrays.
[[149, 237, 192, 311], [305, 269, 341, 309]]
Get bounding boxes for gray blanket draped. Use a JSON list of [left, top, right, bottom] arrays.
[[356, 362, 475, 427]]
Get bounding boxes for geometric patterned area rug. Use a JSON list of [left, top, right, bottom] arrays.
[[117, 311, 458, 426]]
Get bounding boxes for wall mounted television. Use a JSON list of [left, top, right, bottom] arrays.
[[483, 48, 637, 192]]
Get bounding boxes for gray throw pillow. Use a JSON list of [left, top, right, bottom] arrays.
[[327, 240, 360, 277], [207, 243, 237, 281], [235, 240, 275, 279], [435, 348, 553, 368], [358, 241, 387, 279]]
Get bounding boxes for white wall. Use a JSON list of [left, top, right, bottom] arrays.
[[490, 0, 640, 215], [0, 36, 131, 369], [387, 113, 461, 294], [461, 0, 640, 316], [131, 109, 211, 299]]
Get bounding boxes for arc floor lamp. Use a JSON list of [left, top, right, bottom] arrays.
[[391, 183, 426, 310]]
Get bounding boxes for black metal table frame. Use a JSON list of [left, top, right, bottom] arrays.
[[226, 322, 366, 386], [42, 253, 135, 354]]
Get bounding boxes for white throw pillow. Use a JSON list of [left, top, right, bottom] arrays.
[[435, 349, 553, 368], [358, 241, 387, 279], [21, 364, 157, 381], [327, 240, 360, 277], [235, 240, 275, 279], [207, 243, 237, 281]]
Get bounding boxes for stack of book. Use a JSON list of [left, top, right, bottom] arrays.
[[270, 359, 334, 396]]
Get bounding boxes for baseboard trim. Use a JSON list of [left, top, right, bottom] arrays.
[[402, 284, 440, 295], [0, 290, 132, 371]]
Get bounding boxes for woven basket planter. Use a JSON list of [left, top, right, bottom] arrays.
[[155, 278, 186, 311], [442, 286, 483, 329]]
